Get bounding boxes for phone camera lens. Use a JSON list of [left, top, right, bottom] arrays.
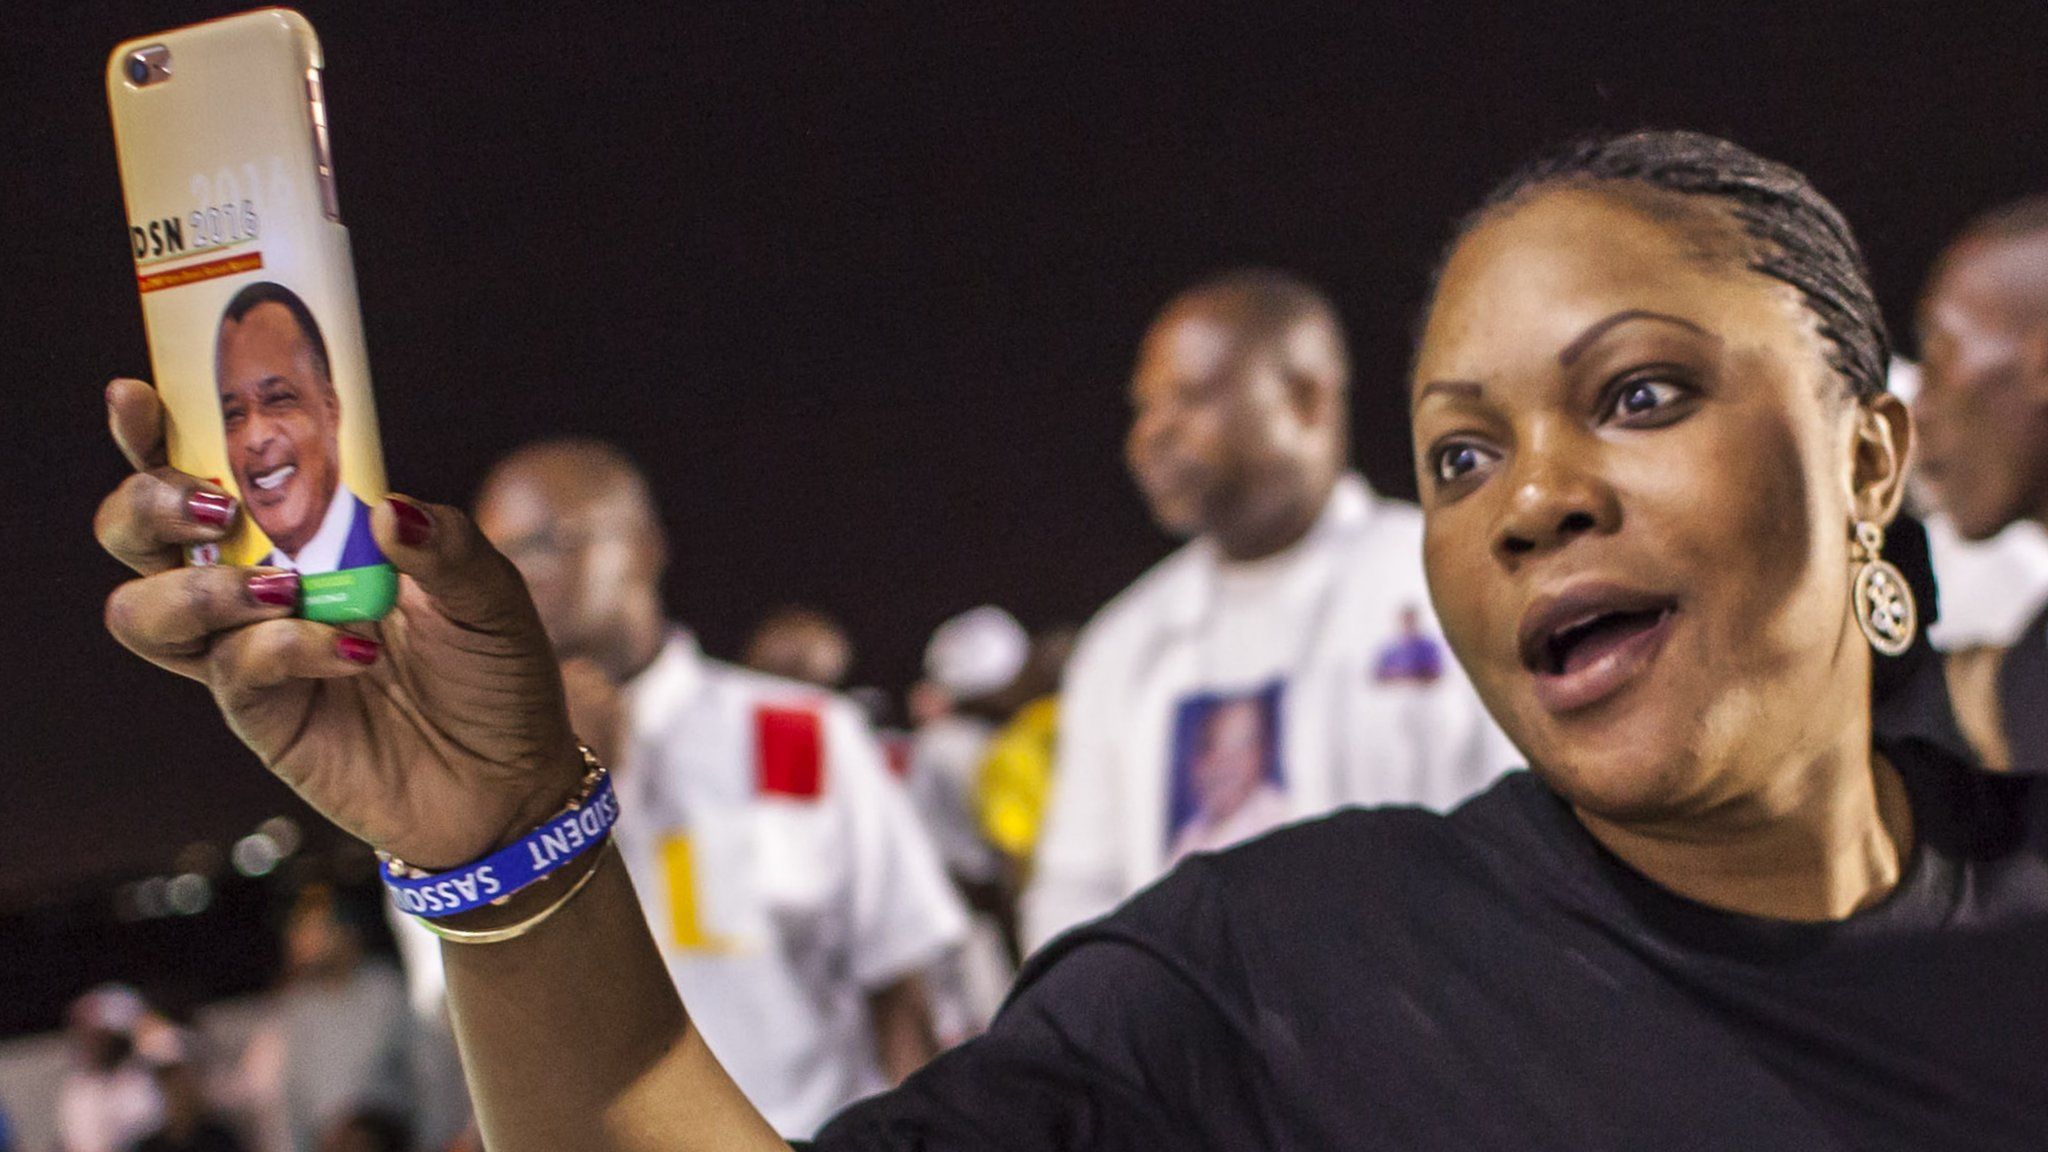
[[126, 55, 153, 85]]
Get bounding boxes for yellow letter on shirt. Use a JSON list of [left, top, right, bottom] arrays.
[[659, 832, 737, 953]]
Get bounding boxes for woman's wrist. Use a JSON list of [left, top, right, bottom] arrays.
[[383, 741, 615, 929], [489, 735, 603, 855], [430, 837, 614, 937]]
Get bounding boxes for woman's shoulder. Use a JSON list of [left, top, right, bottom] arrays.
[[1035, 773, 1556, 973], [1204, 772, 1555, 906]]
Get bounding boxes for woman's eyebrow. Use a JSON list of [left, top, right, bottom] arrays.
[[1559, 310, 1713, 366], [1415, 379, 1484, 404]]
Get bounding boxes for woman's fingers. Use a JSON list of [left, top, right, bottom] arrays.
[[207, 617, 381, 710], [95, 467, 239, 576], [98, 377, 231, 576], [373, 496, 540, 635], [104, 566, 304, 677], [106, 377, 169, 471]]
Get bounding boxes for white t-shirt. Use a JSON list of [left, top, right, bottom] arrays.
[[56, 1063, 161, 1152], [904, 714, 1017, 1044], [1922, 512, 2048, 650], [1022, 474, 1516, 951], [389, 633, 967, 1137], [618, 634, 967, 1134], [905, 715, 1004, 886]]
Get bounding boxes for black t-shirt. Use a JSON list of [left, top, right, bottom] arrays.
[[132, 1118, 249, 1152], [810, 740, 2048, 1150]]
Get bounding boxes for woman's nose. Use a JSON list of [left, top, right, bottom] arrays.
[[1491, 433, 1620, 565]]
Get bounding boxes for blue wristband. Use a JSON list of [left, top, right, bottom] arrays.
[[382, 772, 619, 920]]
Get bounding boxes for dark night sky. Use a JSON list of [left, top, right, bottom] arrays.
[[3, 1, 2045, 906]]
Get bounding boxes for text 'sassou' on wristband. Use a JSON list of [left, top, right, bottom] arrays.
[[382, 773, 618, 920]]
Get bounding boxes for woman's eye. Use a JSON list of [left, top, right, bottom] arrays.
[[1608, 377, 1686, 422], [1433, 442, 1496, 484]]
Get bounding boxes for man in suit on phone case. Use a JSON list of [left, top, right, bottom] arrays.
[[215, 280, 381, 574]]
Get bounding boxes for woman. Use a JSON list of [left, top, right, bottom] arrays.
[[95, 131, 2048, 1150]]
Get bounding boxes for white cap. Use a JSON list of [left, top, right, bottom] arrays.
[[924, 606, 1028, 700], [71, 983, 146, 1034]]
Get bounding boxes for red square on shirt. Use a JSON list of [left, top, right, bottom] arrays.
[[756, 705, 825, 798]]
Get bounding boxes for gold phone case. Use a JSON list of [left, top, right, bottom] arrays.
[[108, 8, 394, 622]]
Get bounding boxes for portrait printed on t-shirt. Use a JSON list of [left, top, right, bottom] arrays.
[[1166, 682, 1288, 863], [1372, 604, 1446, 686], [214, 280, 386, 576]]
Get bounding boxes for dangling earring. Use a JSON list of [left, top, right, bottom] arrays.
[[1851, 521, 1916, 657]]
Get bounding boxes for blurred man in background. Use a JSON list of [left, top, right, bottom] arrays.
[[1886, 360, 2048, 658], [133, 1034, 248, 1152], [1914, 196, 2048, 774], [1023, 269, 1514, 949], [973, 627, 1076, 882], [744, 607, 856, 689], [436, 438, 967, 1137], [239, 889, 410, 1152], [902, 606, 1031, 1040], [57, 985, 164, 1152]]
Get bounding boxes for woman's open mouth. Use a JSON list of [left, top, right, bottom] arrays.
[[1518, 585, 1679, 715]]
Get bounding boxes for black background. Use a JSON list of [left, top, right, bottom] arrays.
[[2, 0, 2044, 1020]]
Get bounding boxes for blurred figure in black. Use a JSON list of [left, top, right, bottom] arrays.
[[313, 1109, 410, 1152], [1915, 196, 2048, 773], [134, 1032, 249, 1152]]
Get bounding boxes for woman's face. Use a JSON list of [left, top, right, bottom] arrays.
[[1411, 185, 1907, 822]]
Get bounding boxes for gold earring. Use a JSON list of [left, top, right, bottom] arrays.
[[1851, 521, 1916, 657]]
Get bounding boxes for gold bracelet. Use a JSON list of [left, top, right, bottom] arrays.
[[418, 839, 616, 945]]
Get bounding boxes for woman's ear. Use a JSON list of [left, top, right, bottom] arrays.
[[1849, 391, 1913, 524]]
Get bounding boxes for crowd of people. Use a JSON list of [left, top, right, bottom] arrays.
[[46, 129, 2048, 1150]]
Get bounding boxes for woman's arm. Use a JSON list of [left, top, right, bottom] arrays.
[[444, 849, 785, 1152], [93, 378, 785, 1152]]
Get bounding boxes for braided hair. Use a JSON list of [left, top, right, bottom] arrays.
[[1436, 130, 1891, 403]]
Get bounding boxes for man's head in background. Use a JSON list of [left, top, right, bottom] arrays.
[[216, 282, 343, 559], [1915, 197, 2048, 541], [1125, 270, 1352, 561], [745, 607, 855, 688], [475, 439, 669, 683], [282, 885, 371, 986], [66, 983, 148, 1073]]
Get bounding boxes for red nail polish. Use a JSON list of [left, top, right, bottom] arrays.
[[187, 491, 235, 527], [248, 572, 300, 608], [389, 498, 432, 547], [336, 635, 380, 665]]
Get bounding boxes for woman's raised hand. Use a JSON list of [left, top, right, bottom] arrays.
[[95, 377, 584, 870]]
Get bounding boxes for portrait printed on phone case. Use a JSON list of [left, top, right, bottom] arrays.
[[215, 281, 384, 575]]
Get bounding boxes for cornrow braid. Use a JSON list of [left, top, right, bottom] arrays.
[[1442, 130, 1891, 401]]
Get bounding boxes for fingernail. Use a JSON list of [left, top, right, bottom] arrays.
[[248, 572, 300, 608], [389, 498, 432, 547], [336, 635, 381, 665], [187, 491, 236, 527]]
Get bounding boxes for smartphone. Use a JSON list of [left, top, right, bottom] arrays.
[[107, 8, 395, 623]]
